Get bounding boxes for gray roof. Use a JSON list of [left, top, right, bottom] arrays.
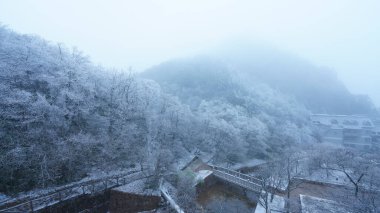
[[311, 114, 374, 129]]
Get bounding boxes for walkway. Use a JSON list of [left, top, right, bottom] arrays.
[[209, 165, 262, 193], [0, 170, 147, 213]]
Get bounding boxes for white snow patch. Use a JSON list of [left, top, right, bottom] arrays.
[[194, 170, 213, 184], [0, 168, 140, 206], [231, 159, 266, 170], [160, 180, 184, 213], [300, 194, 351, 213], [176, 154, 196, 171], [255, 193, 285, 213], [0, 193, 9, 203], [299, 169, 349, 186], [114, 178, 158, 196]]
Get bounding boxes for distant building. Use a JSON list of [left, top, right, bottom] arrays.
[[311, 114, 374, 149], [372, 117, 380, 144]]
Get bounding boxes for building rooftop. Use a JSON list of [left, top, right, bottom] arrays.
[[300, 195, 351, 213], [311, 114, 374, 129]]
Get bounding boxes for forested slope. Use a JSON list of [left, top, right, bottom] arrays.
[[1, 27, 315, 194], [142, 57, 316, 159], [210, 43, 376, 114], [0, 26, 155, 193]]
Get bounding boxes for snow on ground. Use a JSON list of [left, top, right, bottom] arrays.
[[84, 166, 142, 181], [254, 193, 285, 213], [0, 167, 140, 206], [175, 151, 214, 171], [160, 180, 184, 213], [160, 180, 178, 198], [194, 170, 213, 185], [176, 154, 196, 171], [231, 159, 266, 170], [298, 169, 348, 186], [299, 168, 380, 191], [300, 194, 351, 213], [114, 178, 158, 195], [277, 169, 349, 193], [0, 193, 9, 204]]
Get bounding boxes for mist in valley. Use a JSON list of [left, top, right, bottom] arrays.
[[0, 1, 379, 213]]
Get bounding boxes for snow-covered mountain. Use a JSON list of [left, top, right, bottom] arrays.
[[1, 26, 374, 195]]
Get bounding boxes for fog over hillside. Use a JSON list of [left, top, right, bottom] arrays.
[[143, 44, 377, 115], [2, 1, 379, 106], [1, 1, 380, 212]]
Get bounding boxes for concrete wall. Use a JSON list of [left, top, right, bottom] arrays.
[[38, 191, 110, 213], [109, 190, 161, 213]]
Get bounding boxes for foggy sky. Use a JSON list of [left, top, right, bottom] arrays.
[[1, 0, 379, 106]]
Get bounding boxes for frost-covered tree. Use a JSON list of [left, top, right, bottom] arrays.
[[0, 25, 319, 195]]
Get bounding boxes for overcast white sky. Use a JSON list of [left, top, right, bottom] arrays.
[[1, 0, 379, 106]]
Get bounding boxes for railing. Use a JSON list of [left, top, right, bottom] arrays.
[[159, 179, 184, 213], [270, 209, 292, 213], [0, 170, 146, 213], [209, 165, 262, 193]]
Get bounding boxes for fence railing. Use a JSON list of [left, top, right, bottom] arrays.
[[270, 209, 293, 213], [159, 179, 184, 213], [0, 170, 146, 213], [209, 165, 262, 192]]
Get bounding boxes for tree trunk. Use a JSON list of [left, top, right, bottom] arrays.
[[355, 184, 359, 197]]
